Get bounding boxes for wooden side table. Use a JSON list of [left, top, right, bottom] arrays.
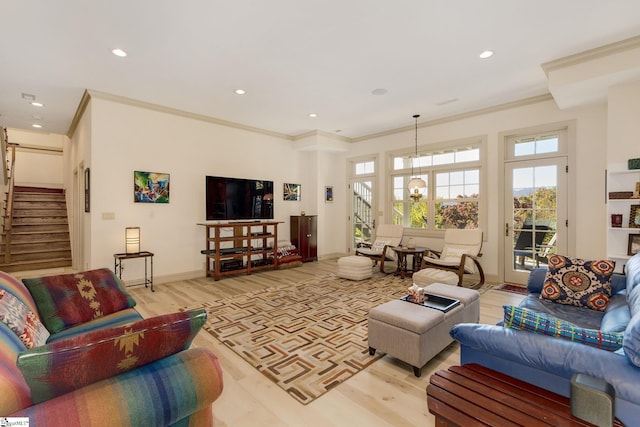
[[114, 251, 154, 292], [427, 364, 623, 426], [391, 246, 427, 278]]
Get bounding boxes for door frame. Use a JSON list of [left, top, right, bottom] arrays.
[[497, 121, 577, 284], [503, 156, 568, 284], [347, 155, 378, 254]]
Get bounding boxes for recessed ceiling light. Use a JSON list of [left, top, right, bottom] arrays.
[[112, 48, 127, 57], [479, 50, 494, 59], [31, 101, 44, 107], [21, 93, 36, 101], [308, 113, 317, 118], [234, 89, 246, 95], [31, 124, 42, 129], [371, 88, 388, 96]]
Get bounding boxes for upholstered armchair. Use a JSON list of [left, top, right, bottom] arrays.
[[355, 224, 403, 273], [419, 229, 485, 288]]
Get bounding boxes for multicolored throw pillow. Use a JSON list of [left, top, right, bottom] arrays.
[[503, 305, 623, 351], [22, 268, 136, 334], [540, 254, 615, 311], [17, 308, 207, 403], [0, 290, 50, 348]]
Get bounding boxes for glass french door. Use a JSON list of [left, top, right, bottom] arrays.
[[504, 157, 567, 284], [349, 158, 377, 252]]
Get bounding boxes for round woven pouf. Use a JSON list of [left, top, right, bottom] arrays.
[[337, 255, 373, 280]]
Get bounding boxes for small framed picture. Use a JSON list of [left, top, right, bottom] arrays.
[[634, 182, 640, 198], [325, 186, 333, 203], [628, 234, 640, 256], [84, 168, 90, 213], [283, 183, 301, 201], [630, 205, 640, 228]]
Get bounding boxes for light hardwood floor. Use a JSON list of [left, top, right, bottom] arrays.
[[122, 259, 526, 427]]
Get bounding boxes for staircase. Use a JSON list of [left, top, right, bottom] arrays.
[[0, 186, 72, 272]]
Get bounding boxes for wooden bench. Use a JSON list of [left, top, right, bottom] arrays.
[[427, 364, 623, 426]]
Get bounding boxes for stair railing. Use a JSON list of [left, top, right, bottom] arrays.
[[3, 143, 17, 263]]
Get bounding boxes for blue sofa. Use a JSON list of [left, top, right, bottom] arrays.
[[451, 253, 640, 426]]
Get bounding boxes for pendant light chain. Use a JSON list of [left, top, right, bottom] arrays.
[[408, 114, 426, 202]]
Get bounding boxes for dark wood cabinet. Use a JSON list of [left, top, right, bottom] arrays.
[[290, 215, 317, 262]]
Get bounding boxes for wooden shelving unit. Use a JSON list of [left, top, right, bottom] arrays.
[[606, 170, 640, 273], [198, 221, 282, 280]]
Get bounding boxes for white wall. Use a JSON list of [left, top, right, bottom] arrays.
[[82, 96, 327, 283], [8, 129, 65, 188], [59, 92, 615, 284], [608, 80, 640, 168]]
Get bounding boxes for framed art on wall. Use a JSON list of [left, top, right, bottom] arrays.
[[325, 186, 333, 203], [284, 183, 301, 201], [628, 234, 640, 256], [630, 205, 640, 228], [134, 171, 170, 203], [84, 168, 90, 213]]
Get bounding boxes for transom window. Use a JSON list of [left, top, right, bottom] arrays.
[[507, 131, 566, 160], [390, 143, 483, 231], [354, 160, 375, 175]]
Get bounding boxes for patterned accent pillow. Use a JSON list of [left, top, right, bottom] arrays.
[[22, 268, 137, 334], [17, 308, 207, 403], [0, 289, 50, 348], [503, 305, 623, 351], [371, 240, 391, 253], [540, 255, 615, 311]]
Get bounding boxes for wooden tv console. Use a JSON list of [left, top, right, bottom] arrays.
[[198, 221, 282, 281]]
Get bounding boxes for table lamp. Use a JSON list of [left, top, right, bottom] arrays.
[[125, 227, 140, 254]]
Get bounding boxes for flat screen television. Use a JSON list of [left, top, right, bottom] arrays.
[[205, 176, 274, 221]]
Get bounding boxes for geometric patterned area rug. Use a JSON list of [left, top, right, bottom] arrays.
[[185, 273, 410, 404]]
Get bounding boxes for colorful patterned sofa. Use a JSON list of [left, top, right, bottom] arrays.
[[0, 268, 223, 426]]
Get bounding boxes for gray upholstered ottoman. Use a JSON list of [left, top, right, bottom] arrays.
[[367, 283, 480, 376]]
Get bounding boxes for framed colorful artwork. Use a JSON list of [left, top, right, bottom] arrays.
[[630, 205, 640, 228], [134, 171, 170, 203], [628, 234, 640, 256], [283, 183, 301, 201]]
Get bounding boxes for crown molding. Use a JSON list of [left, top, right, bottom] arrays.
[[67, 89, 554, 144], [350, 94, 554, 143], [542, 35, 640, 76], [291, 129, 350, 143], [68, 90, 294, 141]]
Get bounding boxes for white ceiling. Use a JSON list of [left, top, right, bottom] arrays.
[[1, 1, 640, 139]]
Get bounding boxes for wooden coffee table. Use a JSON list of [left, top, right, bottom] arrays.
[[427, 364, 623, 426]]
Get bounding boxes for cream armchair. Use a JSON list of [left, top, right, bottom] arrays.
[[355, 224, 403, 273], [418, 229, 485, 288]]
